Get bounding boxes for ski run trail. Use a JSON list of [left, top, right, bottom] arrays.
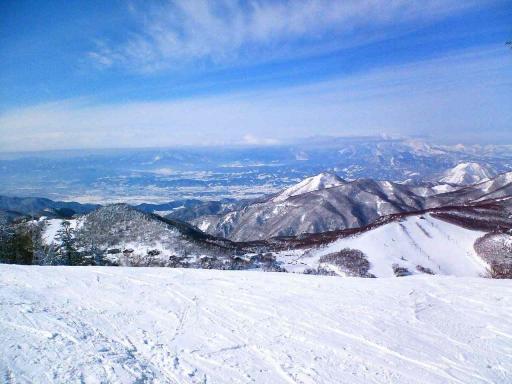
[[1, 265, 511, 384]]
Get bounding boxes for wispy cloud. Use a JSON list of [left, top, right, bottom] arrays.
[[88, 0, 485, 73], [2, 46, 511, 151]]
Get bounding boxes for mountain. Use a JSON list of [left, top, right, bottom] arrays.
[[41, 204, 244, 267], [161, 199, 250, 222], [272, 211, 502, 277], [0, 195, 99, 218], [193, 177, 430, 241], [440, 162, 495, 185], [427, 171, 512, 207], [3, 137, 512, 204], [5, 170, 511, 277], [193, 171, 512, 242], [272, 172, 345, 202], [0, 194, 252, 224], [13, 197, 511, 277]]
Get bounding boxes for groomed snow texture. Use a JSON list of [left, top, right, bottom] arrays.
[[1, 265, 511, 383]]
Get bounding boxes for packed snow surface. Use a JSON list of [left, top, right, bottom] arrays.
[[1, 265, 511, 383]]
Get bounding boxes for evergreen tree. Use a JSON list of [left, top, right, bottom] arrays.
[[0, 214, 15, 263], [55, 221, 80, 265], [10, 225, 35, 265]]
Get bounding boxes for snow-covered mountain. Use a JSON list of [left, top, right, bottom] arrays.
[[193, 170, 512, 242], [440, 162, 495, 185], [272, 172, 345, 202], [41, 204, 244, 267], [4, 137, 512, 204], [5, 170, 511, 277], [275, 213, 490, 277], [427, 171, 512, 206], [34, 201, 512, 277], [193, 177, 428, 241], [2, 265, 511, 383]]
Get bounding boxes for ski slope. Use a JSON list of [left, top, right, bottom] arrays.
[[1, 265, 511, 383], [278, 214, 488, 277]]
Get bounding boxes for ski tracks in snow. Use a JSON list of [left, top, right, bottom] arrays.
[[1, 265, 511, 383]]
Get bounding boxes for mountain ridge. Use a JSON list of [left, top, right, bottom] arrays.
[[193, 170, 512, 241]]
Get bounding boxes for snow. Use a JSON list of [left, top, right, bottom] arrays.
[[273, 172, 345, 202], [277, 214, 488, 277], [41, 218, 80, 245], [431, 183, 457, 194], [196, 219, 211, 232], [1, 265, 511, 383], [41, 218, 64, 244], [405, 139, 446, 156], [440, 162, 495, 185], [153, 210, 175, 217]]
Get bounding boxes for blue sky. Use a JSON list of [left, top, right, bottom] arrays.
[[0, 0, 511, 151]]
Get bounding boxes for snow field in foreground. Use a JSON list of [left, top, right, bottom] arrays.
[[1, 265, 511, 383]]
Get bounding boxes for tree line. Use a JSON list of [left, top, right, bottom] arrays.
[[0, 216, 104, 266]]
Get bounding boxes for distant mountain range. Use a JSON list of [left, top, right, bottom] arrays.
[[0, 196, 244, 223], [193, 164, 512, 241], [0, 196, 100, 221], [2, 161, 511, 278], [1, 136, 511, 203]]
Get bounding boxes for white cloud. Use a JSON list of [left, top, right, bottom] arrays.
[[89, 0, 485, 73], [1, 46, 511, 151]]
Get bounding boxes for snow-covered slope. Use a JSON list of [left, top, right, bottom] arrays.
[[272, 172, 345, 202], [1, 265, 511, 384], [276, 214, 488, 277], [41, 218, 80, 244], [440, 162, 495, 185]]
